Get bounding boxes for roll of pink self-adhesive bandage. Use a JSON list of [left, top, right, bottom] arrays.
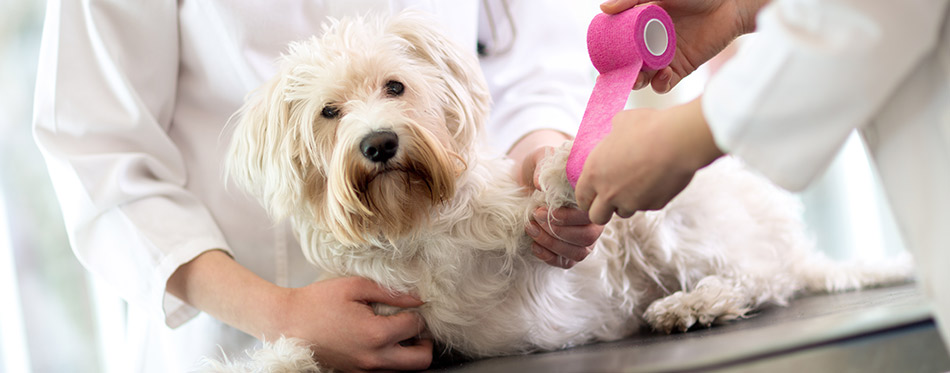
[[566, 5, 676, 187]]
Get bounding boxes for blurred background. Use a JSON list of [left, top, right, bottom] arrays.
[[0, 1, 905, 372], [1, 0, 107, 372]]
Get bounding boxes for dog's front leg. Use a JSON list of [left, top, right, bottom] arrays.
[[532, 141, 580, 210]]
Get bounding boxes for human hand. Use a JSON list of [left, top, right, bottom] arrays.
[[167, 252, 431, 371], [574, 98, 722, 225], [526, 206, 604, 269], [521, 146, 605, 269], [599, 0, 766, 93], [270, 277, 432, 372]]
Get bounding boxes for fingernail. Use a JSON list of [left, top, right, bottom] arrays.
[[525, 223, 540, 237], [657, 71, 672, 93]]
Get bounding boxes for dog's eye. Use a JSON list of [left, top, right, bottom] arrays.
[[385, 80, 405, 97], [321, 105, 340, 119]]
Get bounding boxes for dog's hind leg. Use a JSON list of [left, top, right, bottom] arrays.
[[642, 274, 799, 333]]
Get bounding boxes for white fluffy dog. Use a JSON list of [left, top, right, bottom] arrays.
[[215, 12, 911, 372]]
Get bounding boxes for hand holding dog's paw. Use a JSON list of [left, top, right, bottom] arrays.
[[523, 143, 605, 269], [270, 277, 432, 372], [527, 207, 603, 269]]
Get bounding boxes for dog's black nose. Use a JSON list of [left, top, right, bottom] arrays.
[[360, 131, 399, 163]]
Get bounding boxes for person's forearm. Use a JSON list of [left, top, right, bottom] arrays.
[[671, 97, 724, 171], [166, 250, 286, 339]]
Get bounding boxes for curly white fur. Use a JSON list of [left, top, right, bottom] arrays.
[[198, 338, 321, 373], [216, 11, 913, 372]]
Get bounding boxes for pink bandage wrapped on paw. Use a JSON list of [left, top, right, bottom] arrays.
[[566, 5, 676, 187]]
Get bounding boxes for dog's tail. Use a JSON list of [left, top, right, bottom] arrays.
[[791, 250, 916, 293]]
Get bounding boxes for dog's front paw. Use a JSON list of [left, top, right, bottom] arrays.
[[533, 141, 577, 209]]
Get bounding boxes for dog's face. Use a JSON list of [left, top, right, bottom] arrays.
[[228, 13, 491, 247]]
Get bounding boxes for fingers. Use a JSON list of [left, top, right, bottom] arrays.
[[650, 68, 676, 94], [600, 0, 649, 14], [575, 169, 624, 225], [532, 164, 543, 191], [531, 243, 577, 269], [534, 207, 598, 228], [378, 337, 433, 371], [532, 209, 602, 246], [377, 311, 426, 343], [359, 334, 432, 371], [351, 278, 424, 308], [526, 207, 604, 268], [574, 174, 608, 224], [576, 187, 594, 213], [521, 147, 544, 189], [365, 311, 431, 370], [394, 338, 434, 370], [587, 195, 615, 226], [615, 208, 636, 219], [527, 221, 593, 263], [635, 68, 678, 94], [634, 70, 658, 90]]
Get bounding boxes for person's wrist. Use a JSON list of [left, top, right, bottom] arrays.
[[670, 98, 723, 173], [257, 285, 295, 340]]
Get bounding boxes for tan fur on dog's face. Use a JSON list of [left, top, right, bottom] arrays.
[[228, 13, 491, 247]]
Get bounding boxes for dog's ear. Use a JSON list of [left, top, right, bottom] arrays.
[[226, 70, 307, 220], [386, 11, 491, 150]]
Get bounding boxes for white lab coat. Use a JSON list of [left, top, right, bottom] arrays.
[[32, 0, 594, 371], [705, 0, 950, 353]]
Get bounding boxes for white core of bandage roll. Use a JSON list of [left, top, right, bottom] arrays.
[[644, 18, 668, 57]]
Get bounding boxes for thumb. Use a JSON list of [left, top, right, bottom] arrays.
[[532, 162, 543, 192], [354, 278, 425, 308], [528, 146, 553, 191]]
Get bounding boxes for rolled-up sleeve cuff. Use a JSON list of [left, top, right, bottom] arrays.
[[152, 241, 233, 329]]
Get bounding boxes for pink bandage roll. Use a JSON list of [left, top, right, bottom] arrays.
[[566, 5, 676, 187]]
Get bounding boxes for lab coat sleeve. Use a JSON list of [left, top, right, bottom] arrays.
[[32, 0, 231, 328], [703, 0, 950, 191], [478, 0, 596, 154]]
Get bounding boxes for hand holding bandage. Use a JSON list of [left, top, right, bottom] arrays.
[[570, 5, 721, 226], [566, 5, 676, 188]]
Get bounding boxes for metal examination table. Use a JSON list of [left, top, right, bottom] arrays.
[[430, 284, 950, 372]]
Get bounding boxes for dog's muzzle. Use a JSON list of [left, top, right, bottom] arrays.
[[360, 130, 399, 163]]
